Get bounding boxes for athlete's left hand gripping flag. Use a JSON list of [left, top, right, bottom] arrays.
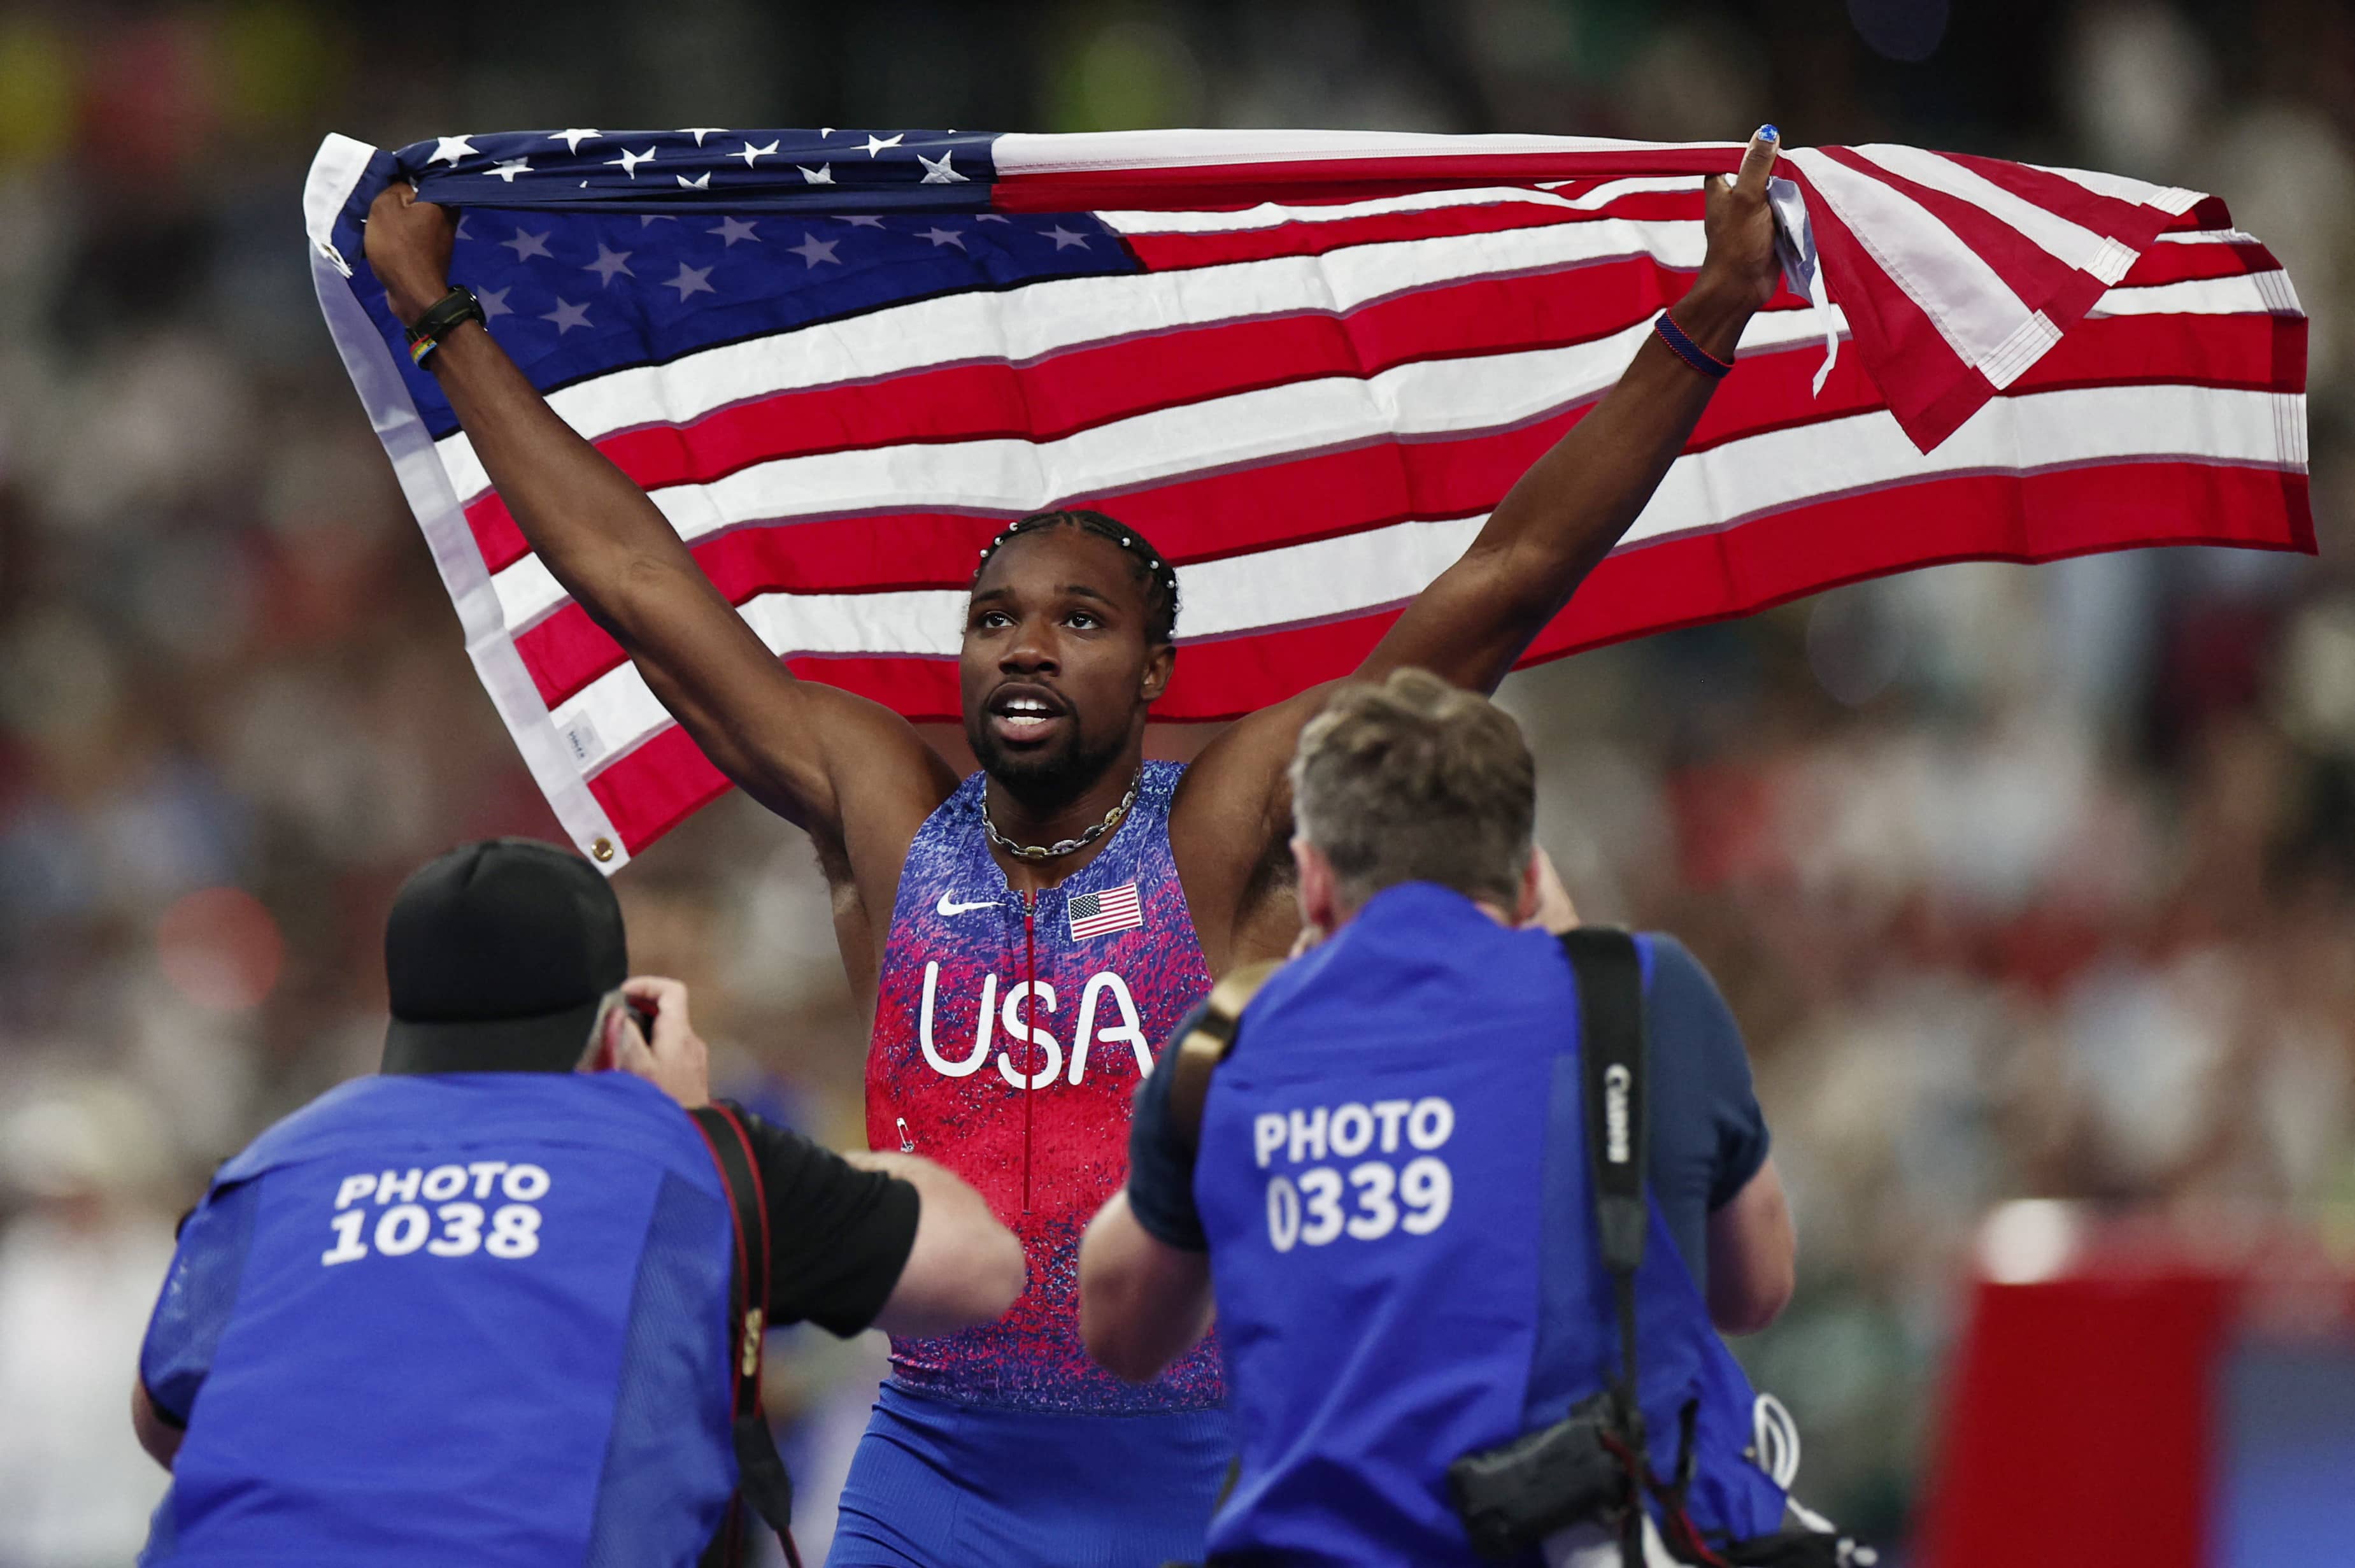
[[306, 127, 2311, 871]]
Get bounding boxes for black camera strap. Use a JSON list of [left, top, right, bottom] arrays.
[[1561, 928, 1651, 1564], [688, 1102, 802, 1568]]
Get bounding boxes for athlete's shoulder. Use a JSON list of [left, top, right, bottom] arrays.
[[1137, 758, 1188, 811], [903, 772, 986, 851]]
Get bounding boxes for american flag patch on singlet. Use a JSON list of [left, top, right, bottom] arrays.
[[1069, 883, 1144, 941]]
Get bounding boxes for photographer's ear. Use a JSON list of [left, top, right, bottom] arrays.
[[1520, 846, 1579, 935], [1293, 835, 1341, 937]]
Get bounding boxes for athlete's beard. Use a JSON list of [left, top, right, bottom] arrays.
[[966, 713, 1128, 818]]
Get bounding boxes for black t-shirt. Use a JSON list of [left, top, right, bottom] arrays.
[[1127, 932, 1768, 1300], [726, 1109, 921, 1337]]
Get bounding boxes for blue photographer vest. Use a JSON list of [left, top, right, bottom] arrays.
[[142, 1071, 735, 1567], [1192, 885, 1789, 1565]]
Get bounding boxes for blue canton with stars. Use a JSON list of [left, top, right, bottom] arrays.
[[323, 129, 1141, 440]]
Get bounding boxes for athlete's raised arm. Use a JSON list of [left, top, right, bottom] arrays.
[[1356, 125, 1783, 692], [362, 185, 956, 872], [1359, 125, 1784, 694], [1174, 127, 1786, 967]]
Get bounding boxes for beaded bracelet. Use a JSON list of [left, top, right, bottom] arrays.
[[1653, 311, 1734, 379]]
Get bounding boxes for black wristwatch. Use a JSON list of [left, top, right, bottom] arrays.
[[405, 286, 487, 366]]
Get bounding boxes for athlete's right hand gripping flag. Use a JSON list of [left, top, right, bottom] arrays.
[[305, 128, 2311, 869]]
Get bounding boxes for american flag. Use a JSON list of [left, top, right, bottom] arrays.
[[1069, 882, 1145, 943], [305, 126, 2311, 871]]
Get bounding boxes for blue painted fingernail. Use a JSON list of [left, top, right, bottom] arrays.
[[1758, 124, 1779, 143]]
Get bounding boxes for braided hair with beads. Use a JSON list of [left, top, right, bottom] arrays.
[[972, 510, 1180, 646]]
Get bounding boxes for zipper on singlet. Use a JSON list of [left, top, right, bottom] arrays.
[[1021, 887, 1037, 1215]]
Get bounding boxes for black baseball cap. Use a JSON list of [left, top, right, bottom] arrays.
[[380, 838, 628, 1075]]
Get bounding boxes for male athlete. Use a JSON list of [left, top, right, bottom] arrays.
[[361, 124, 1786, 1567]]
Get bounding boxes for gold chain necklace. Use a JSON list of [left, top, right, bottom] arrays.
[[982, 771, 1141, 862]]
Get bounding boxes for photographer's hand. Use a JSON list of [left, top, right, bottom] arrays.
[[1521, 847, 1581, 934], [599, 976, 711, 1109]]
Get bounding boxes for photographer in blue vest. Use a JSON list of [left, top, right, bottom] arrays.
[[1079, 670, 1869, 1566], [129, 837, 1023, 1567]]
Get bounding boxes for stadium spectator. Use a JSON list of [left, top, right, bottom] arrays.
[[1079, 669, 1807, 1565], [0, 1080, 176, 1568], [128, 838, 1023, 1567]]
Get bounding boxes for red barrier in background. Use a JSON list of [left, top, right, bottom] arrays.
[[1914, 1208, 2355, 1568], [1916, 1267, 2234, 1568]]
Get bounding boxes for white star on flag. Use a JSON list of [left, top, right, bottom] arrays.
[[787, 234, 840, 267], [501, 228, 552, 261], [862, 132, 904, 157], [736, 139, 779, 167], [639, 214, 676, 227], [843, 215, 883, 227], [428, 135, 478, 166], [541, 299, 592, 334], [976, 213, 1011, 223], [799, 164, 834, 185], [678, 127, 728, 145], [489, 159, 532, 183], [476, 285, 511, 320], [917, 150, 968, 184], [920, 227, 965, 249], [676, 172, 711, 190], [1042, 225, 1090, 250], [548, 128, 601, 152], [583, 245, 634, 286], [605, 146, 657, 176], [708, 217, 760, 246], [664, 264, 716, 301]]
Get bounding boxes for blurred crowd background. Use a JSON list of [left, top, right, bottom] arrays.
[[1, 0, 2351, 1562]]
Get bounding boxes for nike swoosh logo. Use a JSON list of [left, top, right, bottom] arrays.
[[936, 893, 1001, 917]]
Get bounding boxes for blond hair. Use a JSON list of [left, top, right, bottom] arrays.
[[1288, 667, 1535, 909]]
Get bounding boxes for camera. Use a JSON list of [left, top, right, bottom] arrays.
[[1446, 1392, 1632, 1560]]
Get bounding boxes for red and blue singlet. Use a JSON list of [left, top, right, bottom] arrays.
[[866, 761, 1223, 1413]]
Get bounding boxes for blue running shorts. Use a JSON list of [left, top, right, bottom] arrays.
[[825, 1381, 1232, 1567]]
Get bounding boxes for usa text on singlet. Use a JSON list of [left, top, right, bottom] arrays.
[[868, 761, 1222, 1411]]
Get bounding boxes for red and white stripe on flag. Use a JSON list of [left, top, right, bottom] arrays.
[[308, 128, 2314, 871], [1069, 883, 1145, 942]]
